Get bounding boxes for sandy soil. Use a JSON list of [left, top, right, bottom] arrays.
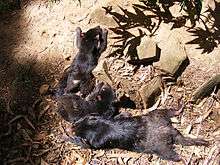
[[0, 0, 219, 164]]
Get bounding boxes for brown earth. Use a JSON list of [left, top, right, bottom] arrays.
[[0, 0, 219, 164]]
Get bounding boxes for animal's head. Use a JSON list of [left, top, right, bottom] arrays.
[[90, 82, 114, 104], [98, 83, 114, 103], [76, 26, 107, 54]]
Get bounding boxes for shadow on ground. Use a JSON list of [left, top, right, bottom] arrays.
[[0, 2, 62, 164], [104, 0, 218, 59], [186, 1, 220, 54]]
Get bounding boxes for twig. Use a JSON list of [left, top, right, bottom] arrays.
[[25, 145, 33, 164], [186, 93, 215, 165], [7, 157, 26, 164], [38, 105, 50, 120], [203, 144, 219, 165], [32, 149, 51, 157], [6, 99, 14, 115], [186, 122, 202, 165], [23, 116, 36, 130], [78, 13, 89, 22], [9, 115, 35, 130], [191, 74, 220, 104], [21, 141, 41, 146], [195, 91, 216, 124], [9, 115, 25, 124], [38, 47, 48, 54], [143, 98, 161, 113], [160, 86, 171, 106]]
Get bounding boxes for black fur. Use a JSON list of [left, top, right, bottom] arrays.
[[71, 109, 209, 162], [56, 26, 108, 97], [57, 82, 116, 123]]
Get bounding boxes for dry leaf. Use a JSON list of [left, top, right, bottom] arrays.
[[34, 132, 48, 141], [38, 105, 50, 119], [39, 84, 49, 95], [195, 109, 213, 124], [94, 150, 105, 158], [118, 157, 124, 165], [41, 158, 48, 165], [123, 157, 131, 164], [171, 117, 180, 123]]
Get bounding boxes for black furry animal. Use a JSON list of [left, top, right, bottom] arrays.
[[57, 82, 116, 123], [56, 26, 108, 97], [69, 109, 209, 162]]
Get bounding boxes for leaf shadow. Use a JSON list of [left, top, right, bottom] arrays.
[[103, 0, 193, 60], [186, 1, 220, 54]]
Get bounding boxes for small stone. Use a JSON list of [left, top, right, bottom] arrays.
[[139, 76, 162, 109], [176, 88, 184, 92], [124, 35, 160, 65], [171, 117, 180, 123], [39, 84, 49, 95], [137, 36, 158, 60]]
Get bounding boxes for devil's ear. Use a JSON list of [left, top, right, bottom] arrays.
[[76, 27, 83, 49], [95, 34, 99, 40], [76, 27, 82, 34], [96, 95, 102, 101], [80, 32, 85, 37]]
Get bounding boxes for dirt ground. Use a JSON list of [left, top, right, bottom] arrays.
[[0, 0, 219, 164]]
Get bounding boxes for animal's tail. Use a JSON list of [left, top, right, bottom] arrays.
[[174, 131, 209, 147]]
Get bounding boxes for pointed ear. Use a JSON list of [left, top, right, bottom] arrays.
[[76, 27, 82, 34], [95, 34, 100, 40], [96, 95, 102, 101], [95, 34, 101, 49], [76, 27, 83, 49]]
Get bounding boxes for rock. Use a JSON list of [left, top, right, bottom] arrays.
[[125, 35, 160, 65], [154, 31, 187, 76], [169, 4, 184, 17], [92, 59, 113, 86], [191, 74, 220, 104], [89, 8, 118, 27], [137, 36, 158, 60], [139, 76, 162, 109], [115, 78, 143, 109]]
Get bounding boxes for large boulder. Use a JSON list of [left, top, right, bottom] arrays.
[[137, 36, 159, 60], [154, 31, 188, 76]]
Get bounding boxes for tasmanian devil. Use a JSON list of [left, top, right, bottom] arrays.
[[68, 108, 209, 162], [57, 82, 116, 123], [56, 26, 108, 97]]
